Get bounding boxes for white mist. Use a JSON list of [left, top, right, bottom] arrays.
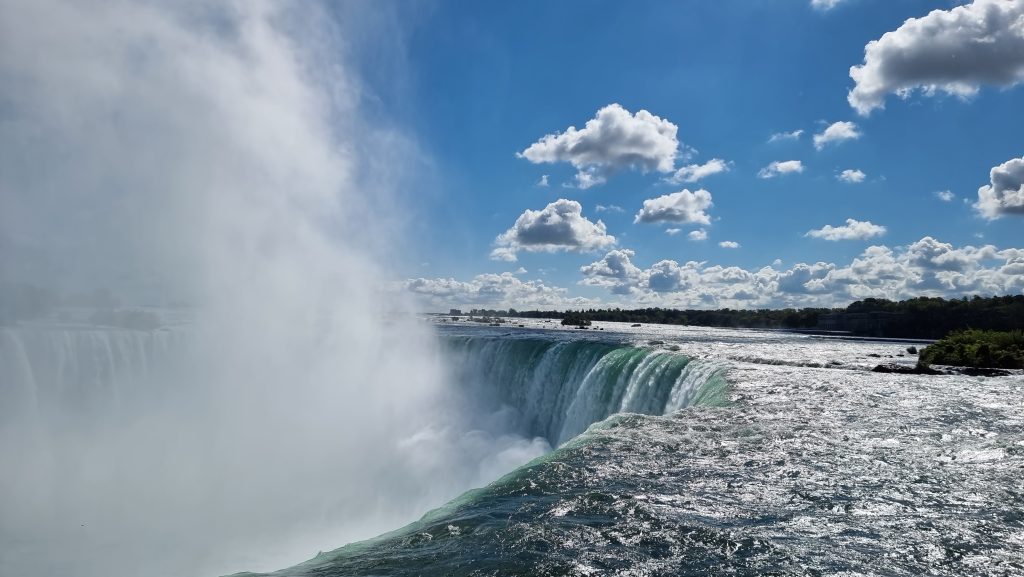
[[0, 2, 547, 576]]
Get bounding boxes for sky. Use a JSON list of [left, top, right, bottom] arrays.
[[390, 0, 1024, 311], [1, 0, 1021, 313]]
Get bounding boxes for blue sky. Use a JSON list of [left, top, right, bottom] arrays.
[[382, 1, 1024, 310]]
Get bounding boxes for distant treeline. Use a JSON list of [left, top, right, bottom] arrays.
[[842, 296, 1024, 338], [503, 307, 828, 329], [466, 295, 1024, 339]]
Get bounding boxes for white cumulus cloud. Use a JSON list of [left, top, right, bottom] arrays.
[[579, 249, 643, 295], [578, 237, 1024, 309], [768, 129, 803, 143], [838, 169, 866, 183], [975, 155, 1024, 219], [719, 241, 740, 249], [492, 199, 616, 261], [518, 103, 681, 188], [405, 273, 589, 310], [666, 158, 731, 183], [935, 190, 955, 202], [849, 0, 1024, 115], [689, 230, 708, 241], [634, 189, 714, 225], [758, 160, 804, 179], [806, 218, 887, 241], [811, 0, 847, 11], [814, 121, 861, 150]]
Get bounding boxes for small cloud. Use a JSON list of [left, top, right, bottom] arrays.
[[595, 204, 624, 213], [719, 241, 740, 249], [975, 156, 1024, 220], [758, 160, 804, 179], [493, 199, 616, 261], [490, 247, 519, 262], [768, 129, 803, 143], [934, 190, 955, 202], [635, 189, 714, 225], [814, 121, 861, 150], [689, 230, 708, 241], [772, 258, 783, 266], [806, 218, 886, 241], [514, 267, 528, 274], [537, 174, 549, 187], [811, 0, 846, 11], [665, 228, 682, 236], [838, 169, 866, 183], [518, 103, 681, 187], [666, 158, 731, 184]]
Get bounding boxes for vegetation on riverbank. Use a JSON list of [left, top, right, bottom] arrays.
[[560, 312, 592, 327], [471, 295, 1024, 339], [918, 330, 1024, 370]]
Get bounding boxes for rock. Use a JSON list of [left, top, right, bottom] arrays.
[[631, 323, 641, 327], [871, 363, 942, 375], [960, 367, 1013, 377]]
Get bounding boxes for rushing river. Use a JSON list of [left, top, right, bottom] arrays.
[[1, 318, 1021, 576], [251, 319, 1024, 577]]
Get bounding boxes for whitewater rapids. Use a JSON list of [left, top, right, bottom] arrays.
[[2, 317, 1022, 576], [247, 319, 1024, 577]]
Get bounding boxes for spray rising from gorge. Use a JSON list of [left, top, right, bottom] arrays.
[[0, 2, 535, 575], [0, 4, 734, 575]]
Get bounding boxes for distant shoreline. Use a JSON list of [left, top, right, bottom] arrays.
[[438, 295, 1023, 341]]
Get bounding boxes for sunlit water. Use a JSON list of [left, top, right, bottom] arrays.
[[2, 317, 1021, 576], [245, 319, 1024, 577]]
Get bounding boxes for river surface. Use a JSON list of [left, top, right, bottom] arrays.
[[1, 318, 1021, 576], [248, 319, 1024, 577]]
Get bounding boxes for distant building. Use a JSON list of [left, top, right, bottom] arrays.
[[449, 309, 463, 316]]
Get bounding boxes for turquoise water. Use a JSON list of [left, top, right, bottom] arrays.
[[239, 324, 1023, 577], [3, 321, 1020, 577]]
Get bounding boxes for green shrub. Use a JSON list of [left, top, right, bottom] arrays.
[[561, 312, 592, 326], [918, 330, 1024, 369]]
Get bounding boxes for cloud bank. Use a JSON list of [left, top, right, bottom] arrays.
[[412, 237, 1024, 310]]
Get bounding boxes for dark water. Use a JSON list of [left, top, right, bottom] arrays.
[[242, 323, 1024, 577]]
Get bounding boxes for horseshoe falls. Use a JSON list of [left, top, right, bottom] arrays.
[[241, 321, 1024, 577], [3, 318, 1023, 577], [441, 334, 729, 446], [2, 1, 1023, 577]]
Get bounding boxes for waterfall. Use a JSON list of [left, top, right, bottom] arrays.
[[443, 335, 730, 445], [0, 325, 187, 423]]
